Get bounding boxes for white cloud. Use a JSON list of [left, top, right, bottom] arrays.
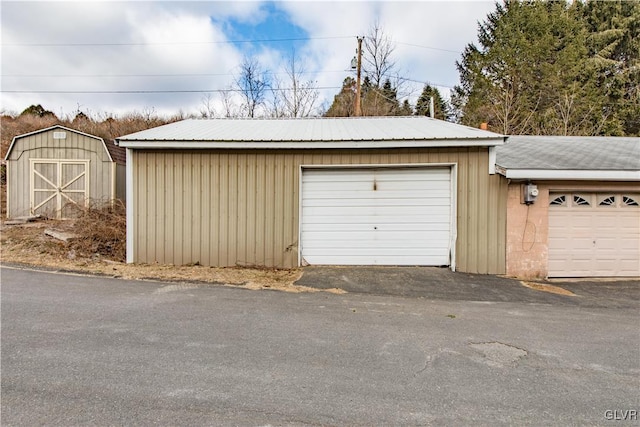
[[1, 1, 495, 118]]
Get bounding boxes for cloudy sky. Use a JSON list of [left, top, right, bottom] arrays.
[[1, 1, 495, 119]]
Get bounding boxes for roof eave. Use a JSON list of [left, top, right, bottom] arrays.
[[499, 168, 640, 181], [115, 137, 505, 149]]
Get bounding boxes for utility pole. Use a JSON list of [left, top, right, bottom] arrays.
[[355, 36, 363, 117]]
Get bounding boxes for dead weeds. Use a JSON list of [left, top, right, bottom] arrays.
[[0, 215, 329, 293]]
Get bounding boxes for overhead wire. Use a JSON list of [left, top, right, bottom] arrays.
[[1, 34, 464, 95]]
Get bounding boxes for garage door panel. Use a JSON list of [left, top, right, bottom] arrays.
[[303, 223, 450, 232], [548, 192, 640, 277], [303, 233, 451, 246], [308, 255, 449, 266], [301, 167, 453, 266], [302, 215, 451, 226], [303, 197, 451, 208], [302, 205, 449, 217]]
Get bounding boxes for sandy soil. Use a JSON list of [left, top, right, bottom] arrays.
[[1, 221, 345, 294]]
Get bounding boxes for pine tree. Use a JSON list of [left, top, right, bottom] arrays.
[[452, 0, 636, 135], [415, 85, 449, 120], [324, 77, 356, 117]]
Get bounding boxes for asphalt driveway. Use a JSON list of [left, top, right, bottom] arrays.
[[2, 266, 639, 426], [295, 266, 640, 308]]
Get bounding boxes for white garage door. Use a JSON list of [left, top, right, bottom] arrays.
[[548, 193, 640, 277], [301, 167, 453, 266]]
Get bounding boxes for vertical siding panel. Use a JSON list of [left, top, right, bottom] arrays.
[[236, 152, 247, 264], [227, 153, 238, 265], [254, 153, 265, 265], [179, 153, 188, 264], [136, 153, 147, 262], [201, 154, 211, 265], [283, 153, 296, 267], [218, 153, 229, 266], [191, 153, 202, 264], [273, 154, 286, 266], [245, 153, 256, 265], [456, 148, 469, 272], [209, 153, 220, 265], [467, 148, 479, 272], [151, 154, 161, 262], [154, 153, 165, 263], [476, 148, 490, 273], [264, 153, 275, 266], [173, 153, 183, 265], [148, 153, 157, 262], [164, 152, 174, 264]]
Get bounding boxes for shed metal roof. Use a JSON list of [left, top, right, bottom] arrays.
[[116, 117, 505, 149], [495, 135, 640, 181]]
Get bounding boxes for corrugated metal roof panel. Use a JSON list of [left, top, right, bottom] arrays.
[[496, 136, 640, 171], [116, 117, 503, 143]]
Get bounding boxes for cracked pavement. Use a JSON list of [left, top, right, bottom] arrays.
[[2, 266, 639, 426]]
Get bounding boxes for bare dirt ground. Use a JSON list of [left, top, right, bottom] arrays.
[[1, 220, 343, 294]]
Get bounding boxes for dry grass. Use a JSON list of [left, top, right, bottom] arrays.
[[0, 213, 333, 293], [66, 200, 127, 261], [520, 280, 576, 296]]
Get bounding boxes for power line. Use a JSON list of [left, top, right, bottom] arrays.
[[1, 36, 355, 47], [1, 70, 350, 78], [0, 87, 343, 94]]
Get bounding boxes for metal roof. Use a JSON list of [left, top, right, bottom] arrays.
[[116, 117, 505, 149], [495, 135, 640, 181]]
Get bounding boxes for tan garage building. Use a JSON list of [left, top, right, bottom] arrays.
[[116, 117, 508, 273]]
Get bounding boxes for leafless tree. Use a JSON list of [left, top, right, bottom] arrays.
[[234, 56, 270, 118], [218, 88, 240, 118], [272, 52, 319, 118], [199, 93, 216, 118], [362, 22, 397, 88]]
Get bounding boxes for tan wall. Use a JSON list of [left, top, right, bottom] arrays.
[[132, 147, 507, 273], [505, 183, 550, 279], [505, 180, 640, 279], [6, 129, 114, 218]]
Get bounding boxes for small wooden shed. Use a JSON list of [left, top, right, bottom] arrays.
[[4, 125, 125, 219]]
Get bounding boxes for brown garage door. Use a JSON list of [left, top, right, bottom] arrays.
[[548, 193, 640, 277]]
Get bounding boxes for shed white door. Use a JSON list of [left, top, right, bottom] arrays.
[[301, 167, 452, 265], [30, 160, 89, 219], [548, 193, 640, 277]]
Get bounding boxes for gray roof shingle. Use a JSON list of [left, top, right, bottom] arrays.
[[496, 136, 640, 171]]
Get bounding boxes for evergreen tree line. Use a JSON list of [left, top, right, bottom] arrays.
[[452, 0, 639, 136], [326, 1, 639, 136]]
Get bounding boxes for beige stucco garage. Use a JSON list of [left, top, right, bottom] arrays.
[[496, 136, 640, 278]]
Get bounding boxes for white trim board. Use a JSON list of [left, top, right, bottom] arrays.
[[116, 138, 504, 150], [499, 169, 640, 181]]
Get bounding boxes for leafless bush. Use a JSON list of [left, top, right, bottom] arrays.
[[67, 199, 126, 261]]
